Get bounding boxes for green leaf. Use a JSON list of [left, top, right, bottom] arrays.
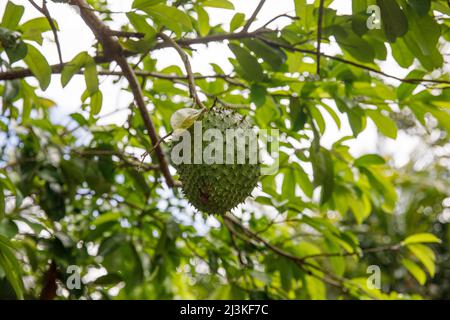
[[3, 79, 20, 103], [61, 52, 98, 93], [402, 259, 426, 285], [408, 244, 436, 277], [377, 0, 408, 42], [348, 193, 371, 224], [202, 0, 234, 10], [309, 104, 326, 134], [311, 146, 334, 204], [427, 108, 450, 134], [335, 99, 366, 137], [141, 4, 192, 37], [243, 39, 286, 71], [365, 109, 398, 139], [0, 235, 24, 299], [278, 259, 294, 291], [293, 163, 313, 198], [289, 96, 307, 131], [402, 233, 441, 246], [84, 59, 99, 94], [409, 101, 450, 132], [92, 212, 121, 226], [132, 0, 164, 9], [5, 39, 27, 64], [0, 186, 4, 220], [228, 43, 264, 82], [397, 70, 426, 100], [409, 103, 450, 134], [70, 112, 88, 126], [306, 275, 326, 299], [123, 34, 156, 53], [92, 273, 123, 286], [250, 84, 267, 107], [90, 90, 103, 116], [333, 26, 375, 63], [0, 27, 27, 63], [20, 17, 55, 45], [1, 1, 24, 30], [319, 102, 341, 129], [255, 96, 280, 127], [402, 4, 442, 71], [282, 168, 296, 199], [408, 0, 430, 16], [326, 239, 346, 277], [61, 52, 88, 87], [391, 38, 414, 68], [23, 44, 51, 90], [354, 154, 385, 167], [196, 6, 210, 37], [361, 167, 397, 212], [230, 13, 245, 32], [352, 0, 368, 36], [126, 12, 156, 36], [294, 0, 314, 32]]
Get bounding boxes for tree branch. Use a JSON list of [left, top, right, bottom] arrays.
[[2, 26, 449, 87], [215, 98, 252, 110], [222, 213, 380, 299], [242, 0, 266, 33], [222, 214, 347, 292], [258, 36, 450, 86], [107, 29, 144, 39], [300, 244, 402, 260], [223, 214, 307, 264], [155, 29, 273, 49], [108, 28, 272, 47], [316, 0, 325, 75], [72, 148, 160, 172], [71, 0, 175, 188], [28, 0, 64, 65], [158, 32, 207, 110], [261, 13, 299, 29], [0, 65, 236, 82], [0, 30, 269, 81]]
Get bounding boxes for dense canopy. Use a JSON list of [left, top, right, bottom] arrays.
[[0, 0, 449, 299]]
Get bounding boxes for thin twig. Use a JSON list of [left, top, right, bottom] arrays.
[[257, 36, 450, 86], [2, 28, 449, 87], [28, 0, 64, 65], [158, 32, 207, 111], [300, 244, 402, 260], [139, 130, 172, 172], [73, 148, 159, 171], [107, 30, 143, 38], [216, 98, 252, 110], [223, 213, 380, 299], [0, 65, 235, 81], [242, 0, 267, 33], [316, 0, 325, 75], [223, 214, 307, 263], [261, 13, 298, 29], [72, 0, 176, 188]]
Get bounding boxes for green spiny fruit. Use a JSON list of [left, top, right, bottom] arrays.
[[170, 109, 260, 214]]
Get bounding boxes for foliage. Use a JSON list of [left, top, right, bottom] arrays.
[[0, 0, 449, 299]]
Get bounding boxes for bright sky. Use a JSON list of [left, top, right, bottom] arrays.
[[0, 0, 420, 166]]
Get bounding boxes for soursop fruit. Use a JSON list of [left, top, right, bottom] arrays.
[[170, 109, 260, 214]]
